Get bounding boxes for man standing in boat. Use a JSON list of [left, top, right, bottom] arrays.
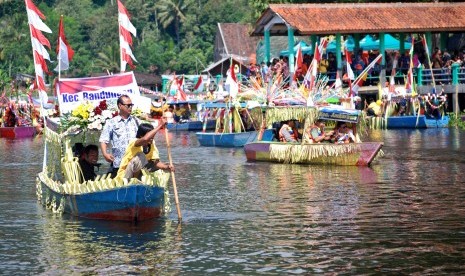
[[99, 95, 140, 178]]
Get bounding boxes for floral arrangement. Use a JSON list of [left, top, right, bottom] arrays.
[[60, 100, 118, 132]]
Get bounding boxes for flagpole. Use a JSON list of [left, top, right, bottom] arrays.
[[423, 34, 436, 92], [58, 15, 63, 80], [353, 54, 382, 87]]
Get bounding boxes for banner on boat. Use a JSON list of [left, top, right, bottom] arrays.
[[318, 107, 360, 123], [56, 72, 141, 114]]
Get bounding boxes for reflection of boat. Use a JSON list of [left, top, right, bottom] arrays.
[[197, 129, 275, 147], [37, 122, 171, 222], [244, 106, 383, 166], [387, 115, 450, 128], [0, 126, 36, 138]]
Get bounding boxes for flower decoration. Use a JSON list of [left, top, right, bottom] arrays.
[[60, 100, 118, 132]]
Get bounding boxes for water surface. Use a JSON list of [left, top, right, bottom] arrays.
[[1, 129, 464, 274]]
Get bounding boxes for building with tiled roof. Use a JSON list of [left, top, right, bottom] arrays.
[[214, 23, 261, 64], [251, 2, 465, 112], [252, 2, 465, 36]]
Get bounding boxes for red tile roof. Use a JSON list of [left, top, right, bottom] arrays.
[[219, 23, 260, 58], [252, 3, 465, 35]]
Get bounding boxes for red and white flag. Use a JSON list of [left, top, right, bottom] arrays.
[[194, 76, 205, 93], [25, 0, 52, 103], [345, 48, 355, 81], [118, 0, 137, 72], [225, 62, 239, 98], [55, 15, 74, 72], [173, 75, 187, 101], [293, 43, 303, 82]]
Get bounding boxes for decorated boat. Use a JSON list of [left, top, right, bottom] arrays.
[[167, 119, 216, 131], [244, 106, 383, 166], [0, 98, 40, 138], [386, 115, 450, 128], [151, 100, 216, 131], [196, 102, 275, 147], [0, 126, 36, 138], [36, 124, 171, 221], [36, 73, 173, 222]]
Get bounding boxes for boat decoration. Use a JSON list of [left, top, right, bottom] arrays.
[[244, 105, 383, 166]]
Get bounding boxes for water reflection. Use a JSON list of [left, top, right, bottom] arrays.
[[35, 215, 183, 274]]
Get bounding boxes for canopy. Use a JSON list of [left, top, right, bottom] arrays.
[[374, 34, 411, 50], [326, 36, 355, 52], [325, 34, 411, 52]]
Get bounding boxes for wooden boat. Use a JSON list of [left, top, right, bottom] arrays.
[[197, 128, 275, 147], [244, 141, 383, 166], [167, 119, 216, 131], [196, 101, 275, 147], [387, 115, 450, 128], [244, 106, 383, 166], [0, 126, 36, 138], [37, 123, 171, 222]]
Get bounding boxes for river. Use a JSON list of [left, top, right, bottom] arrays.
[[1, 128, 464, 274]]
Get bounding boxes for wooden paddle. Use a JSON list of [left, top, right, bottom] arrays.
[[162, 101, 182, 222]]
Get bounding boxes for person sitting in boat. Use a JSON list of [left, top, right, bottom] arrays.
[[117, 122, 174, 180], [305, 120, 334, 143], [426, 93, 444, 119], [164, 105, 175, 124], [279, 120, 299, 142], [78, 144, 100, 183], [2, 106, 17, 127], [335, 123, 356, 144], [366, 98, 382, 117]]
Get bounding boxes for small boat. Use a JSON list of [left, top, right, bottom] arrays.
[[197, 128, 275, 147], [37, 119, 171, 222], [0, 126, 36, 138], [387, 115, 450, 128], [244, 141, 383, 166], [196, 102, 275, 147], [167, 119, 216, 131], [244, 106, 383, 166]]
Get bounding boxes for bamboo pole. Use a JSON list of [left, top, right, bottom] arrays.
[[162, 102, 182, 222]]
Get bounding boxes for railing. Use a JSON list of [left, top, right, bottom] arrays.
[[214, 63, 465, 90]]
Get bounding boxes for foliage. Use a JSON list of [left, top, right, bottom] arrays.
[[448, 112, 465, 129], [0, 0, 436, 80]]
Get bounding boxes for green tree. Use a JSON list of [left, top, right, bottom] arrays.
[[93, 43, 120, 73], [156, 0, 193, 46]]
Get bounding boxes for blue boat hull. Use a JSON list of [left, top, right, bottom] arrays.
[[167, 120, 216, 131], [387, 115, 449, 128], [40, 182, 165, 221], [196, 129, 275, 147]]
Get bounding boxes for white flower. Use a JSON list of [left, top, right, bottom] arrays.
[[90, 112, 95, 117], [102, 109, 113, 119], [96, 123, 102, 130]]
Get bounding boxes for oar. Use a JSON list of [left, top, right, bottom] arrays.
[[162, 104, 182, 222]]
